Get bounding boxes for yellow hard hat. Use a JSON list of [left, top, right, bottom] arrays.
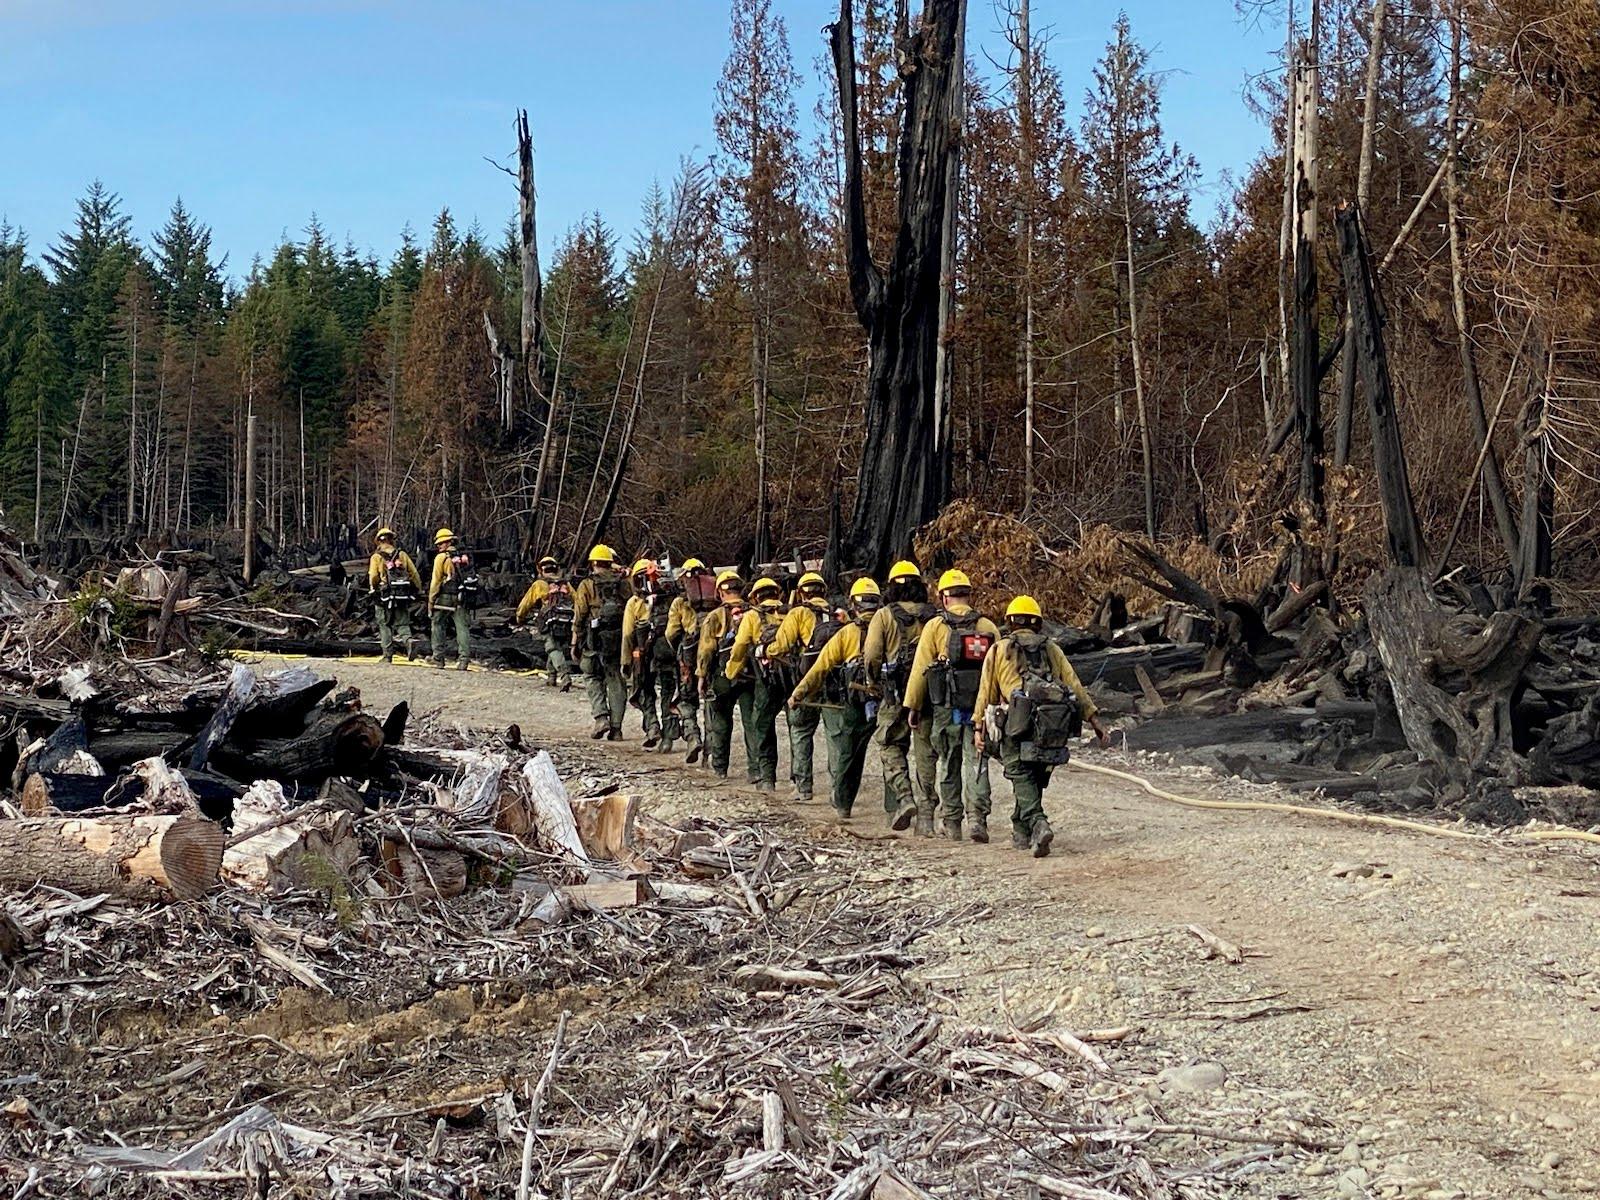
[[888, 560, 921, 582], [376, 527, 396, 541], [1006, 594, 1043, 620], [631, 558, 654, 577], [538, 555, 558, 568], [682, 557, 707, 572], [716, 569, 744, 589], [798, 571, 826, 590], [751, 576, 781, 598], [938, 568, 972, 592], [588, 544, 616, 564], [434, 528, 455, 545], [849, 577, 881, 599]]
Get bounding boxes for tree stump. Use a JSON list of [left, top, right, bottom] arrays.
[[1365, 567, 1542, 796]]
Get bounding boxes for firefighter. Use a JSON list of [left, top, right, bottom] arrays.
[[787, 578, 881, 821], [974, 595, 1111, 857], [767, 570, 834, 802], [667, 558, 715, 765], [724, 577, 788, 792], [904, 569, 999, 841], [514, 555, 573, 689], [622, 558, 678, 751], [427, 529, 479, 670], [368, 527, 422, 663], [862, 560, 938, 833], [571, 544, 631, 740], [697, 570, 750, 779]]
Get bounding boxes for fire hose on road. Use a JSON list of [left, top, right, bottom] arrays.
[[1068, 759, 1600, 847]]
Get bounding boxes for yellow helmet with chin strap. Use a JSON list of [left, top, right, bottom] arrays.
[[1006, 594, 1043, 620], [681, 557, 707, 572], [630, 558, 654, 577], [434, 528, 455, 546], [751, 577, 781, 599], [588, 544, 616, 565], [849, 577, 881, 599], [798, 571, 826, 591], [538, 555, 559, 568], [716, 569, 744, 589], [888, 560, 921, 582], [938, 568, 972, 592], [376, 527, 396, 542]]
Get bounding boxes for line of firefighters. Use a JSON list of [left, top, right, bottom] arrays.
[[368, 532, 1109, 856]]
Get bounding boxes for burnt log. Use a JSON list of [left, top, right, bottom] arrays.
[[213, 712, 386, 785], [232, 669, 339, 739], [21, 768, 239, 822], [190, 663, 256, 771], [1123, 703, 1374, 754], [1064, 643, 1207, 693]]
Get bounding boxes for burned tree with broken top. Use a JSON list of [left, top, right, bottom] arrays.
[[828, 0, 965, 577]]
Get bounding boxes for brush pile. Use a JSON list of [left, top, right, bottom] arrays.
[[1, 773, 1333, 1199]]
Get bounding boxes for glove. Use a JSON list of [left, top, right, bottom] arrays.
[[905, 707, 919, 730]]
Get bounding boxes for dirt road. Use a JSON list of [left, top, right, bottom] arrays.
[[271, 654, 1600, 1198]]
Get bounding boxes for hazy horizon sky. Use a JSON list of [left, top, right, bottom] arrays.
[[1, 0, 1284, 280]]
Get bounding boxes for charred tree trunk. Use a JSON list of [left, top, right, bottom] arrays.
[[1333, 0, 1386, 468], [1336, 204, 1425, 568], [829, 0, 965, 576], [1290, 34, 1323, 564], [516, 109, 544, 421]]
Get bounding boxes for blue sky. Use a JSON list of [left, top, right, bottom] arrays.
[[0, 0, 1283, 280]]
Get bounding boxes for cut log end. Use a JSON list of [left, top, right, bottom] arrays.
[[159, 816, 227, 900]]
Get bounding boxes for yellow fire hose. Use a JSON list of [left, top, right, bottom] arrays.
[[1067, 759, 1600, 847]]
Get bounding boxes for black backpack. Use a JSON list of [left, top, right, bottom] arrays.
[[927, 611, 994, 711], [635, 595, 676, 668], [449, 551, 481, 608], [379, 552, 417, 607], [881, 603, 934, 700], [754, 606, 790, 684], [586, 572, 630, 653], [1002, 635, 1083, 764], [540, 581, 575, 642], [800, 605, 843, 675]]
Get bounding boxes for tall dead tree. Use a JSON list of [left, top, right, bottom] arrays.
[[1289, 27, 1323, 576], [516, 109, 544, 420], [1333, 0, 1386, 468], [829, 0, 965, 575]]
